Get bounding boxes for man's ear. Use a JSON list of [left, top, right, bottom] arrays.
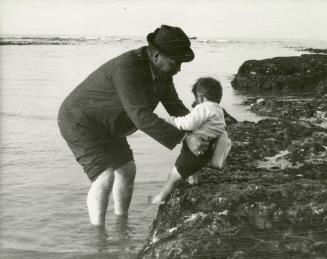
[[153, 52, 160, 63]]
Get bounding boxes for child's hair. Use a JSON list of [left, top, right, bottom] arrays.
[[192, 77, 223, 103]]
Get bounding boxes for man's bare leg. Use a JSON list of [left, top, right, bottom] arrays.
[[151, 167, 182, 204], [112, 161, 136, 216], [87, 168, 115, 226]]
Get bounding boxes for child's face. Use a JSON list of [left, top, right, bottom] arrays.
[[192, 91, 205, 107]]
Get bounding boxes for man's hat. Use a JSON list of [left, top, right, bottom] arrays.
[[147, 25, 194, 62]]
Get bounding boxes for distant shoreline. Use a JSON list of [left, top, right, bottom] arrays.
[[0, 36, 133, 45], [1, 35, 327, 46]]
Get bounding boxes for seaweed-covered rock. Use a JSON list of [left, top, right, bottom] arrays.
[[302, 48, 327, 55], [223, 108, 238, 125], [244, 94, 327, 126], [138, 119, 327, 259], [138, 54, 327, 258], [231, 54, 327, 93]]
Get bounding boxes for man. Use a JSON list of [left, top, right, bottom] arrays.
[[57, 25, 209, 226]]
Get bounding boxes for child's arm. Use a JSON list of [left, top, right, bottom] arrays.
[[164, 103, 211, 131]]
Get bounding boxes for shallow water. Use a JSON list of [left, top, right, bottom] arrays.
[[1, 36, 326, 258]]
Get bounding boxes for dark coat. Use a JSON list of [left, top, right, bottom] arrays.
[[58, 46, 189, 149]]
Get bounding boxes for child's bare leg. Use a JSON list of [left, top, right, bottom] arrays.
[[152, 167, 182, 204]]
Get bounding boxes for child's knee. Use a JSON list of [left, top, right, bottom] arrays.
[[170, 167, 183, 182]]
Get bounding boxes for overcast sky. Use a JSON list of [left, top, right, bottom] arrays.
[[1, 0, 327, 40]]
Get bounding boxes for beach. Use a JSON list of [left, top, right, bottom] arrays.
[[1, 36, 326, 258]]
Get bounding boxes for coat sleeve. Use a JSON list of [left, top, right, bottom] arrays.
[[161, 78, 190, 117], [166, 104, 210, 131], [111, 61, 185, 150]]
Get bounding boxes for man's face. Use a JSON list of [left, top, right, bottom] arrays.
[[155, 54, 181, 77]]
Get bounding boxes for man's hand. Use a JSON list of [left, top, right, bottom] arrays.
[[185, 133, 210, 156]]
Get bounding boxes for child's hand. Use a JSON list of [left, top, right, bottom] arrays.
[[148, 195, 165, 205]]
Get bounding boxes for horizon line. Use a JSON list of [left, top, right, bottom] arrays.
[[1, 33, 327, 42]]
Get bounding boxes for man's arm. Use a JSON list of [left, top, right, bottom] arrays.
[[161, 78, 189, 117], [111, 62, 185, 150], [160, 79, 211, 155]]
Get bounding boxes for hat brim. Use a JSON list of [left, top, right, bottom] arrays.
[[147, 32, 194, 63]]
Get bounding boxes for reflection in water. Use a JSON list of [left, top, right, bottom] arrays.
[[114, 215, 129, 242], [94, 226, 109, 253], [92, 215, 136, 256]]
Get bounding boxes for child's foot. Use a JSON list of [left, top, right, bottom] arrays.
[[149, 195, 165, 205]]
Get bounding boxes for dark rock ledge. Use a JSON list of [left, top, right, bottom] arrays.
[[231, 54, 327, 94], [243, 94, 327, 128], [302, 49, 327, 55], [138, 118, 327, 258], [236, 54, 327, 128], [138, 54, 327, 259]]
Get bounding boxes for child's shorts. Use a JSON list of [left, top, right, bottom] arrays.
[[175, 140, 215, 179]]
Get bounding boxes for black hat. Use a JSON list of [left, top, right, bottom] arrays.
[[147, 25, 194, 62]]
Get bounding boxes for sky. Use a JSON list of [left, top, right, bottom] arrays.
[[1, 0, 327, 40]]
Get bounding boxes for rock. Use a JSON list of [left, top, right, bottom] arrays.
[[302, 48, 327, 54], [256, 98, 265, 104], [138, 119, 327, 258], [138, 54, 327, 259], [231, 54, 327, 94], [223, 108, 238, 125], [248, 95, 327, 126]]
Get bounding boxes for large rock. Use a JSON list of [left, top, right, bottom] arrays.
[[138, 54, 327, 258], [138, 119, 327, 258], [302, 48, 327, 55], [231, 54, 327, 93], [243, 94, 327, 127]]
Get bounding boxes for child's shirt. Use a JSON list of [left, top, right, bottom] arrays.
[[165, 101, 226, 139]]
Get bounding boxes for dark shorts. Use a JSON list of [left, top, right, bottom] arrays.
[[175, 140, 214, 179], [58, 111, 134, 182]]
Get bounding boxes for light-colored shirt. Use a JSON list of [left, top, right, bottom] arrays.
[[165, 101, 226, 139]]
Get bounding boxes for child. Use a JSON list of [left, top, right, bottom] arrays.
[[151, 77, 231, 204]]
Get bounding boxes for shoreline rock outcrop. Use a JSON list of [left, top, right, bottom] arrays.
[[231, 54, 327, 94], [138, 54, 327, 258], [302, 48, 327, 55], [138, 118, 327, 258], [243, 94, 327, 127]]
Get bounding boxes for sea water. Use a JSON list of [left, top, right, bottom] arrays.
[[0, 36, 326, 258]]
